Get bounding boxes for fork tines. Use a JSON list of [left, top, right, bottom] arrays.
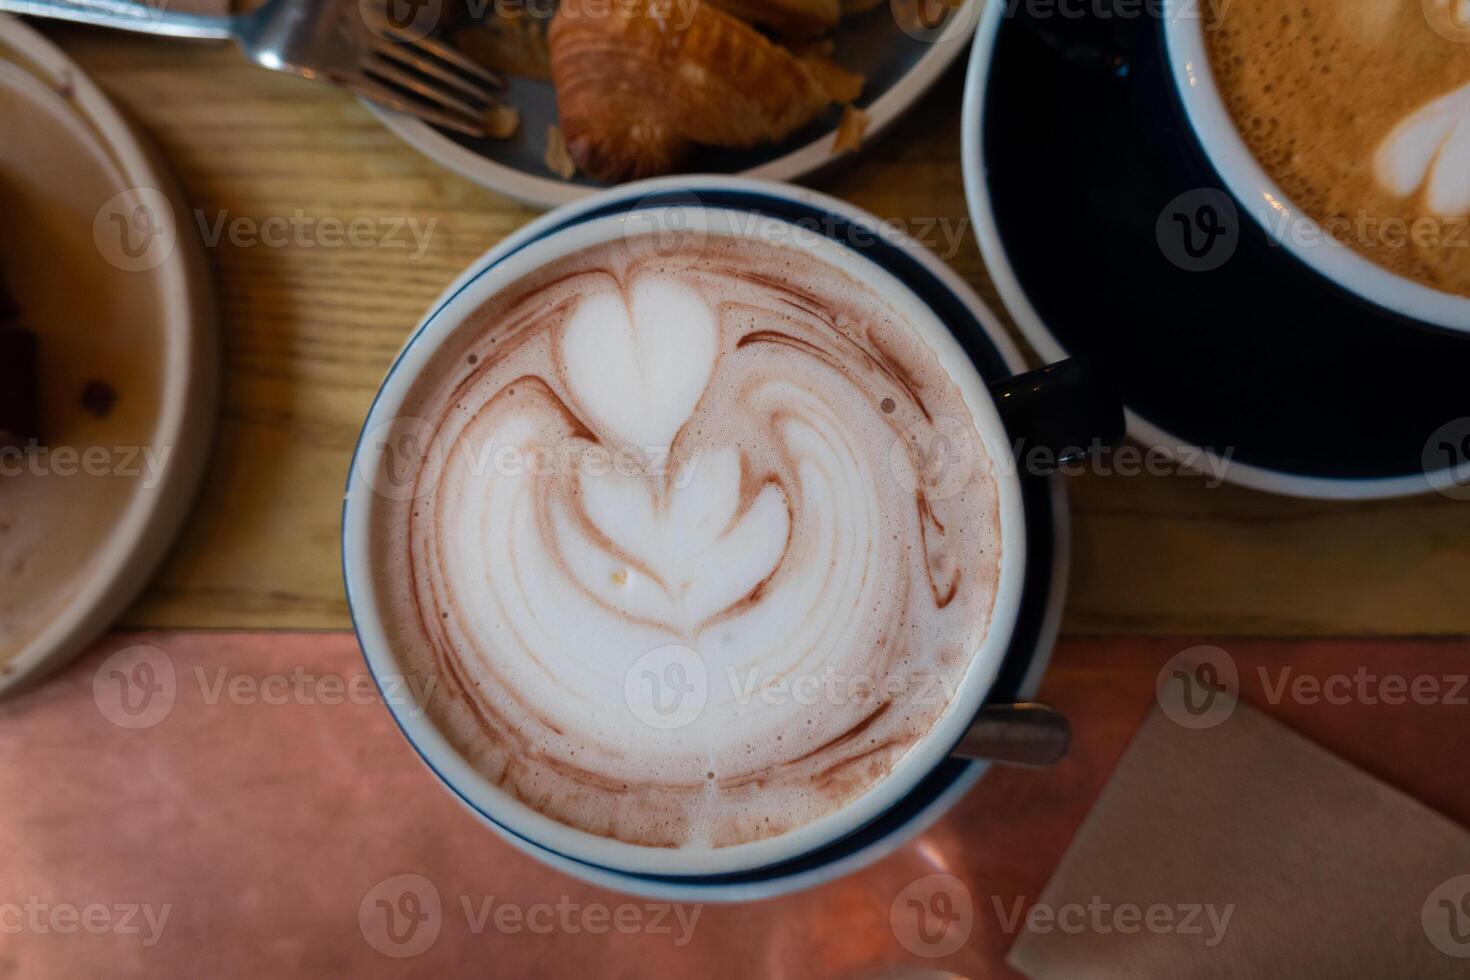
[[356, 22, 511, 138]]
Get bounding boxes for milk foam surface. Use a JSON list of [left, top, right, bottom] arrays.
[[370, 235, 1002, 849], [1204, 0, 1470, 297]]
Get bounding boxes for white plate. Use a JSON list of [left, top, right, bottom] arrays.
[[365, 0, 981, 208], [0, 17, 217, 696]]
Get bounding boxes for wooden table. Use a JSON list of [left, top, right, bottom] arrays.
[[9, 27, 1470, 977], [31, 26, 1468, 641]]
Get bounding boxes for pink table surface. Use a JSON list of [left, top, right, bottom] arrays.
[[1, 633, 1467, 978]]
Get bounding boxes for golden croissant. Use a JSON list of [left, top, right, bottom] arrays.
[[705, 0, 840, 37], [550, 0, 862, 182]]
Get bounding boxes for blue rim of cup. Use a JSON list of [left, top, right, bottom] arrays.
[[343, 178, 1067, 893]]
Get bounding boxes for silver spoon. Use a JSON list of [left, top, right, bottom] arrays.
[[953, 702, 1070, 767]]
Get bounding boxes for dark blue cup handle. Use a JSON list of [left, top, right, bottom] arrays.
[[989, 357, 1126, 476]]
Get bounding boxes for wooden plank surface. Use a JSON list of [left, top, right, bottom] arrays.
[[4, 632, 1468, 975], [33, 26, 1469, 636]]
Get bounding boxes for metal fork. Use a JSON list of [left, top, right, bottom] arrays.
[[0, 0, 506, 136]]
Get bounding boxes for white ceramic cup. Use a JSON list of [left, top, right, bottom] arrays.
[[342, 203, 1035, 878], [1163, 0, 1470, 333]]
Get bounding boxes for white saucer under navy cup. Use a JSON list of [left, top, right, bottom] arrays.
[[343, 177, 1070, 901]]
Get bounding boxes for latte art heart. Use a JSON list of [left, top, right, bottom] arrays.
[[561, 274, 717, 450], [370, 235, 1002, 849], [1375, 81, 1470, 217]]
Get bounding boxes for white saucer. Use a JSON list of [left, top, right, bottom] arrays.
[[0, 17, 217, 696], [350, 175, 1071, 901], [366, 0, 982, 208]]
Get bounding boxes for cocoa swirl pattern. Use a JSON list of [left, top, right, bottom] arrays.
[[371, 235, 1002, 849]]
